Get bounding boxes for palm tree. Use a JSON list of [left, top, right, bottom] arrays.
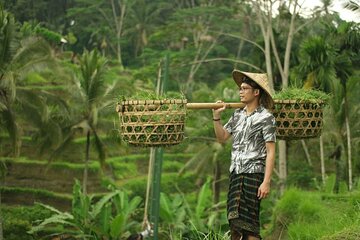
[[0, 7, 55, 156], [127, 0, 164, 57], [16, 89, 70, 157], [296, 35, 338, 185], [52, 49, 115, 194], [296, 21, 360, 190], [320, 0, 334, 15], [330, 22, 360, 190]]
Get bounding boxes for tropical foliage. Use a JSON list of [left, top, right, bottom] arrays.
[[29, 180, 142, 239], [0, 0, 359, 239]]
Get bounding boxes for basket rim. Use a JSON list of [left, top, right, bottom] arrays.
[[273, 99, 324, 104], [119, 99, 187, 105]]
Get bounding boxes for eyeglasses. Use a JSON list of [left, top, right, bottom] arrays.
[[239, 87, 253, 92]]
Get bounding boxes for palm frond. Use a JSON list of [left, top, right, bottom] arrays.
[[343, 1, 360, 13], [49, 129, 75, 162], [12, 37, 54, 66], [179, 144, 212, 175], [17, 89, 47, 123], [79, 50, 107, 105], [0, 8, 18, 69]]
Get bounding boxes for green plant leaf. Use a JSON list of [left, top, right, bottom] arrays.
[[110, 213, 125, 237]]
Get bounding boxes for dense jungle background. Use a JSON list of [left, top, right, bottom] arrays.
[[0, 0, 360, 239]]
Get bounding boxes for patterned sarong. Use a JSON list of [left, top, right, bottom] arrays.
[[227, 171, 264, 238]]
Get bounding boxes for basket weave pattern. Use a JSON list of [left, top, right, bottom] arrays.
[[118, 99, 187, 147], [273, 100, 324, 140]]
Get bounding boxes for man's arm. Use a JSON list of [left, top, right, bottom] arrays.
[[257, 141, 275, 199], [213, 120, 231, 143], [213, 101, 231, 143]]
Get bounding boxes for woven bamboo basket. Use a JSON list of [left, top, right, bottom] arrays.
[[272, 100, 325, 140], [116, 99, 187, 147]]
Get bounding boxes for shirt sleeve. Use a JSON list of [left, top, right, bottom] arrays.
[[262, 114, 276, 142], [223, 112, 235, 134]]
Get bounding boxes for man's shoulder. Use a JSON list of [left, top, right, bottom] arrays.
[[232, 108, 245, 116], [258, 107, 274, 118]]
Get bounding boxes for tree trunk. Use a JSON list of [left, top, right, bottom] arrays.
[[282, 0, 298, 88], [234, 39, 245, 69], [254, 1, 274, 90], [83, 130, 90, 195], [264, 26, 274, 90], [301, 140, 312, 166], [345, 114, 352, 190], [185, 37, 218, 97], [320, 135, 325, 185], [278, 140, 287, 195], [332, 145, 342, 193], [110, 0, 125, 69], [344, 86, 352, 191]]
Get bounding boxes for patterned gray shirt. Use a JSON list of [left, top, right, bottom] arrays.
[[224, 105, 276, 174]]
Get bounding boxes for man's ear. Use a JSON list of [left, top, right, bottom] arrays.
[[254, 89, 260, 96]]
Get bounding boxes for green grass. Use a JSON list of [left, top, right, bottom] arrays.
[[120, 90, 186, 101], [111, 161, 138, 179], [0, 157, 100, 172], [0, 186, 72, 200], [264, 188, 360, 240], [274, 88, 330, 102]]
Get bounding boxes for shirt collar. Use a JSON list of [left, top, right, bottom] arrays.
[[241, 105, 264, 116]]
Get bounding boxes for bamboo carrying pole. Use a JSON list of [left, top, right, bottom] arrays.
[[116, 101, 244, 112], [186, 102, 244, 109]]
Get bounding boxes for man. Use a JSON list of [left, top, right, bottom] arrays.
[[213, 70, 276, 240]]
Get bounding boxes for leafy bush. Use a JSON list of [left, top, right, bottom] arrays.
[[3, 219, 33, 240], [2, 205, 53, 240], [159, 179, 229, 240], [29, 180, 142, 239]]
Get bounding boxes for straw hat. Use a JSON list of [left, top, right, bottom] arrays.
[[232, 69, 274, 109]]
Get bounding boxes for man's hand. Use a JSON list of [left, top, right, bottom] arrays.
[[213, 100, 226, 118], [257, 181, 270, 199]]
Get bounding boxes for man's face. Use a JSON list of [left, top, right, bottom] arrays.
[[239, 83, 259, 104]]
